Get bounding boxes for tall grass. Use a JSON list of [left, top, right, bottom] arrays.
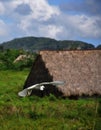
[[0, 70, 101, 130]]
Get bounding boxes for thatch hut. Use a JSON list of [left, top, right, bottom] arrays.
[[23, 50, 101, 97]]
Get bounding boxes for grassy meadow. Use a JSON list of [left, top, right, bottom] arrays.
[[0, 69, 101, 130]]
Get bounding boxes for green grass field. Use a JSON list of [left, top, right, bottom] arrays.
[[0, 70, 101, 130]]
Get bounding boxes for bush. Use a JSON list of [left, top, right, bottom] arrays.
[[48, 94, 57, 101], [0, 49, 37, 70]]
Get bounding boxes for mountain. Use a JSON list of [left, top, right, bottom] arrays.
[[0, 36, 95, 51], [96, 44, 101, 49]]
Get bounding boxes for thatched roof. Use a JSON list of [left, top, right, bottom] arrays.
[[23, 50, 101, 97]]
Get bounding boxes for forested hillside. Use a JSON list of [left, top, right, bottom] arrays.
[[0, 36, 95, 52], [97, 44, 101, 49]]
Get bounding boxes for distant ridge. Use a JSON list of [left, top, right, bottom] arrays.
[[0, 36, 95, 51]]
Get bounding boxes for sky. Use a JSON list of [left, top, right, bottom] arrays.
[[0, 0, 101, 46]]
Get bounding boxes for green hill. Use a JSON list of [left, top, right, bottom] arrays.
[[0, 36, 95, 51], [97, 44, 101, 49]]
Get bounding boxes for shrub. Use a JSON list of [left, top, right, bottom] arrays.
[[48, 94, 57, 101]]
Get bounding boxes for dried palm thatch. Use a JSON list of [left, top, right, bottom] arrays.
[[23, 50, 101, 97]]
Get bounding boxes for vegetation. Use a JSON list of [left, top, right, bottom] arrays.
[[97, 44, 101, 49], [0, 69, 101, 130], [0, 44, 100, 129], [0, 49, 37, 70], [1, 36, 95, 52]]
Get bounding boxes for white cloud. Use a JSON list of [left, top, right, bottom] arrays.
[[62, 14, 101, 39], [4, 0, 60, 20], [14, 0, 101, 42], [29, 0, 60, 21], [17, 0, 61, 36], [39, 25, 63, 38], [0, 0, 101, 45], [0, 2, 5, 14], [0, 20, 8, 36]]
